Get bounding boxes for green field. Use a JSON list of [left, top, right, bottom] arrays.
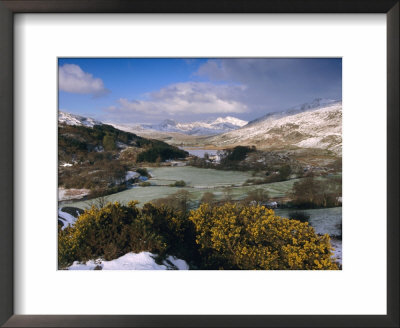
[[61, 166, 302, 210]]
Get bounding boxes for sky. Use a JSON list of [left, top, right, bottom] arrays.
[[58, 58, 342, 124]]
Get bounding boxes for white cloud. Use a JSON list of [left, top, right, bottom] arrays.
[[59, 64, 109, 97], [108, 82, 248, 117], [196, 59, 342, 113]]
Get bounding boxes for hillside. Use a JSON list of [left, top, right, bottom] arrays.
[[58, 123, 187, 163], [59, 111, 102, 127], [205, 102, 342, 155], [58, 114, 188, 199]]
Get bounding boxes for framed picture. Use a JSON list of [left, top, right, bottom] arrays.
[[0, 0, 398, 327]]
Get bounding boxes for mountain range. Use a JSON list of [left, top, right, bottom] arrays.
[[58, 111, 247, 136], [59, 98, 342, 155], [112, 116, 248, 136]]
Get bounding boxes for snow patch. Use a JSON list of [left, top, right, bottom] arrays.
[[125, 171, 140, 181], [58, 188, 90, 201], [68, 252, 189, 270], [58, 209, 79, 230], [296, 137, 328, 149], [116, 141, 128, 149], [330, 239, 342, 265]]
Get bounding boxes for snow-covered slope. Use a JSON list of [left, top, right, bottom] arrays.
[[247, 98, 338, 126], [59, 111, 102, 127], [208, 101, 342, 155], [288, 98, 338, 112]]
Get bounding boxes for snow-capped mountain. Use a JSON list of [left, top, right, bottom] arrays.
[[207, 101, 342, 155], [115, 116, 248, 136], [59, 111, 247, 137], [147, 116, 248, 135], [59, 111, 102, 127]]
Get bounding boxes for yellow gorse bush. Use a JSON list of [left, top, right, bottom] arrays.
[[59, 201, 339, 270], [188, 203, 338, 270], [58, 201, 197, 269]]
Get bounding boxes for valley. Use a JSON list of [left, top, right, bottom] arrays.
[[58, 99, 342, 269]]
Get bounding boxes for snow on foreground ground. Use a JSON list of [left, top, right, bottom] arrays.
[[68, 252, 190, 270], [58, 209, 79, 230], [330, 239, 342, 265], [58, 188, 90, 201]]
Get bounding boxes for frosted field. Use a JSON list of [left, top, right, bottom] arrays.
[[61, 166, 301, 210], [148, 166, 253, 187]]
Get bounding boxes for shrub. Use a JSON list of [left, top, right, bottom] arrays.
[[189, 203, 338, 270], [278, 165, 292, 180], [151, 190, 192, 213], [58, 202, 339, 270], [224, 146, 255, 162], [58, 201, 198, 269], [170, 180, 186, 187], [136, 168, 150, 177], [102, 134, 117, 151], [289, 177, 342, 208], [244, 188, 269, 204], [200, 192, 215, 205], [137, 143, 188, 163]]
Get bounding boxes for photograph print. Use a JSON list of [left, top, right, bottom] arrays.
[[58, 58, 342, 270]]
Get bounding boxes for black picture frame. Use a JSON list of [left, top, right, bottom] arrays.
[[0, 1, 398, 327]]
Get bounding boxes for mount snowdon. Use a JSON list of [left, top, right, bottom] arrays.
[[141, 116, 248, 136]]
